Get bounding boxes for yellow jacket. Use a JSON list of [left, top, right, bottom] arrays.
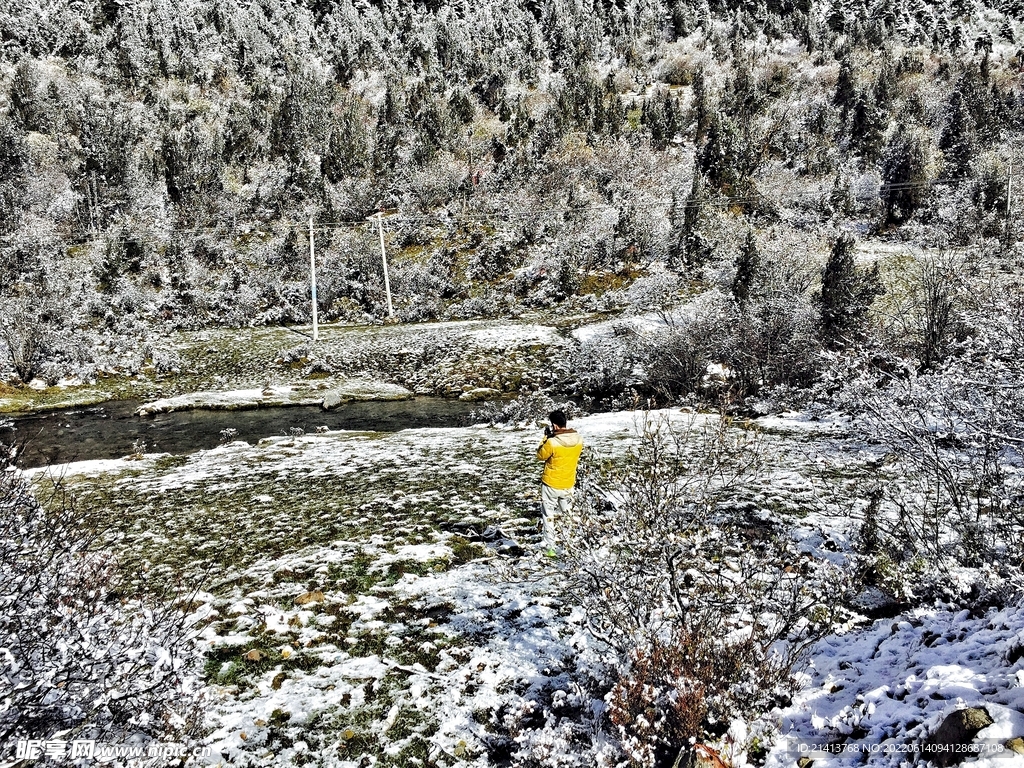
[[536, 429, 583, 490]]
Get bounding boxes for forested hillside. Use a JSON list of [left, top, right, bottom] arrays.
[[0, 0, 1022, 399]]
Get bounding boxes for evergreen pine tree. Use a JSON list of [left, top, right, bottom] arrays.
[[881, 126, 934, 225], [960, 64, 995, 142], [643, 95, 669, 148], [664, 93, 682, 144], [933, 14, 951, 48], [950, 0, 973, 18], [682, 169, 714, 267], [816, 234, 884, 347], [874, 56, 898, 106], [669, 0, 692, 38], [605, 96, 626, 136], [324, 99, 369, 182], [732, 228, 760, 307], [667, 187, 687, 269], [850, 87, 884, 162], [691, 69, 713, 140], [834, 57, 857, 118], [0, 118, 28, 234], [939, 88, 977, 178], [699, 113, 743, 195], [950, 23, 966, 51]]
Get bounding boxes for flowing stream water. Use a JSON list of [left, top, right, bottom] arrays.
[[2, 398, 481, 469]]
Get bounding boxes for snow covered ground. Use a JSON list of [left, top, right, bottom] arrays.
[[768, 605, 1024, 768], [36, 409, 1024, 766], [135, 380, 413, 415]]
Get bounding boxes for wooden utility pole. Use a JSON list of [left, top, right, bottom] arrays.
[[310, 216, 318, 342], [375, 212, 394, 318], [1006, 156, 1014, 250]]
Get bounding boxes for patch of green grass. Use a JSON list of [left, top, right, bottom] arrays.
[[326, 555, 450, 595], [449, 535, 487, 565], [326, 677, 445, 767], [328, 552, 379, 593], [0, 380, 146, 414], [387, 708, 437, 743], [48, 412, 541, 601], [394, 634, 462, 672], [345, 629, 391, 659], [272, 566, 316, 586], [203, 640, 323, 690], [150, 454, 191, 471], [379, 558, 449, 586]]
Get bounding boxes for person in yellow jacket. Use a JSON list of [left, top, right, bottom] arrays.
[[536, 409, 583, 557]]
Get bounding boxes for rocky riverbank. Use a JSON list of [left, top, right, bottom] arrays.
[[1, 318, 578, 415]]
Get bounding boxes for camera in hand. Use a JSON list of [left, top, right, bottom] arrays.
[[544, 425, 554, 438]]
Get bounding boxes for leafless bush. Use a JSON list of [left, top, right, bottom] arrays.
[[0, 295, 61, 384], [878, 252, 972, 371], [0, 465, 202, 748], [563, 414, 848, 766], [847, 281, 1024, 593], [857, 373, 1024, 579]]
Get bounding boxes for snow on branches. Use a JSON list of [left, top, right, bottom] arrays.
[[0, 465, 202, 749]]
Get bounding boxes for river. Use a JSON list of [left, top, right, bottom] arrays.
[[1, 398, 482, 469]]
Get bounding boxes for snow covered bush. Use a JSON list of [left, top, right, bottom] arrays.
[[563, 414, 849, 766], [0, 465, 201, 748], [564, 290, 821, 410], [849, 278, 1024, 597], [471, 391, 581, 426], [0, 288, 94, 385], [562, 330, 644, 407], [858, 372, 1024, 586]]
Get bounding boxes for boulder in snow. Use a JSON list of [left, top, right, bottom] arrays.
[[321, 392, 345, 410], [295, 590, 325, 606], [923, 707, 994, 766]]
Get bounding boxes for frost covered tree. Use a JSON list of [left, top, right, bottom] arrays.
[[849, 87, 885, 162], [881, 125, 937, 225], [677, 169, 715, 267], [0, 464, 202, 745], [939, 87, 978, 178], [731, 228, 759, 307], [815, 234, 883, 347], [0, 0, 1020, 387]]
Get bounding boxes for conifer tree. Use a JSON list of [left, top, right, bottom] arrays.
[[834, 57, 857, 118], [681, 169, 714, 267], [816, 234, 883, 347], [732, 229, 760, 308], [0, 119, 27, 235], [850, 88, 884, 162], [691, 69, 713, 141], [699, 113, 743, 195], [939, 88, 977, 178], [882, 126, 935, 225]]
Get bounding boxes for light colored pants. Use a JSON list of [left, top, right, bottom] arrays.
[[541, 483, 575, 551]]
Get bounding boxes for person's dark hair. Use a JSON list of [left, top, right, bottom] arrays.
[[549, 409, 567, 428]]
